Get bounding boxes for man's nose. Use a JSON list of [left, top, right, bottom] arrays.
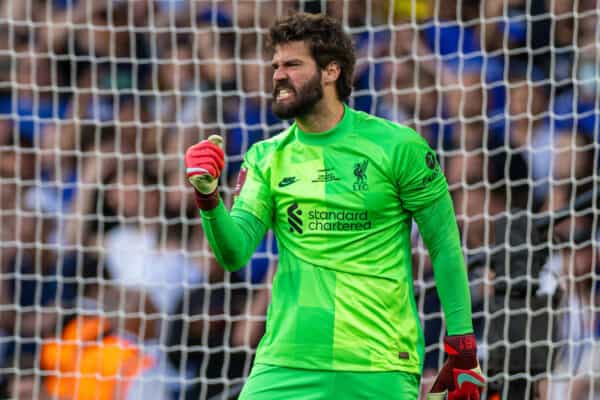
[[273, 67, 287, 81]]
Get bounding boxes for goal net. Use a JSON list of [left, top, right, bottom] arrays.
[[0, 0, 597, 399]]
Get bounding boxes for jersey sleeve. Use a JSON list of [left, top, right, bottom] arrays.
[[414, 192, 473, 335], [395, 129, 448, 212], [231, 144, 274, 228], [201, 201, 268, 271]]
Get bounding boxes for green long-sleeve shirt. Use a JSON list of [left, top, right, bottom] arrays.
[[201, 105, 473, 374]]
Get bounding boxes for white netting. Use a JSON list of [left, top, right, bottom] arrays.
[[0, 0, 598, 399]]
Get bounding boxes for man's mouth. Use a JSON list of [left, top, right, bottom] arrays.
[[275, 87, 294, 102]]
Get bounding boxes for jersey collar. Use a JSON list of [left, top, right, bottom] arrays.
[[294, 104, 353, 145]]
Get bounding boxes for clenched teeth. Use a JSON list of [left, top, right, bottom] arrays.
[[277, 89, 293, 100]]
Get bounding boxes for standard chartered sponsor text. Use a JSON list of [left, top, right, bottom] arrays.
[[307, 209, 372, 231]]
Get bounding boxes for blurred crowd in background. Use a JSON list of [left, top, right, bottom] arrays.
[[0, 0, 598, 399]]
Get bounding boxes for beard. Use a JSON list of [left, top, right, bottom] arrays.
[[272, 70, 323, 119]]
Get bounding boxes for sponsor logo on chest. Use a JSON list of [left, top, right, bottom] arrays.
[[285, 202, 373, 235]]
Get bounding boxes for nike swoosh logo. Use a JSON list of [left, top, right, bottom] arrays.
[[457, 372, 485, 388], [278, 177, 299, 187]]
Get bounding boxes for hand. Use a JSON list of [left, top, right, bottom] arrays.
[[427, 334, 485, 400], [185, 134, 224, 210]]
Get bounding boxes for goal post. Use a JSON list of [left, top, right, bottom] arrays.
[[0, 1, 597, 399]]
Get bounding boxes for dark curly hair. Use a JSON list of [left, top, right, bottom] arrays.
[[268, 13, 356, 102]]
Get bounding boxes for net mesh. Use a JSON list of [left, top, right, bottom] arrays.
[[0, 0, 598, 399]]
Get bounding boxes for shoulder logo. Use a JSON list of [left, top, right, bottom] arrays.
[[278, 176, 299, 188], [426, 151, 437, 170], [353, 159, 368, 192], [421, 151, 440, 188]]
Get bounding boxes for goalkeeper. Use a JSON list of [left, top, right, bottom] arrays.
[[185, 13, 485, 400]]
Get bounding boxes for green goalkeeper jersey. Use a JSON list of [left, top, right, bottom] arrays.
[[228, 105, 466, 374]]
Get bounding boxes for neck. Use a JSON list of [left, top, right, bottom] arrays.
[[296, 98, 345, 133]]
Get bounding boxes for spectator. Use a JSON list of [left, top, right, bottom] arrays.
[[327, 0, 390, 114], [64, 124, 124, 247], [224, 43, 281, 181], [447, 149, 506, 335], [10, 53, 70, 141], [551, 219, 599, 399], [0, 130, 35, 248], [483, 0, 554, 81], [150, 4, 238, 156], [189, 5, 236, 129], [0, 216, 115, 374], [152, 35, 198, 127], [100, 163, 199, 314], [542, 131, 596, 245], [448, 151, 506, 251], [231, 262, 276, 350], [224, 0, 297, 31], [166, 283, 253, 400], [26, 121, 81, 217], [485, 209, 558, 399], [2, 353, 52, 399], [482, 127, 595, 399], [156, 166, 218, 299], [553, 4, 599, 142], [418, 1, 507, 152], [488, 62, 550, 210], [484, 0, 580, 96], [373, 57, 413, 125], [384, 23, 454, 150], [40, 315, 172, 400], [65, 2, 150, 123]]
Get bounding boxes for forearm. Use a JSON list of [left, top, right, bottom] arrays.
[[200, 200, 267, 271], [414, 192, 473, 335]]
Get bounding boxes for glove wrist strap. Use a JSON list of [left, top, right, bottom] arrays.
[[444, 334, 478, 370], [194, 190, 219, 211]]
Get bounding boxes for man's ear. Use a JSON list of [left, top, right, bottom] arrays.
[[323, 62, 341, 84]]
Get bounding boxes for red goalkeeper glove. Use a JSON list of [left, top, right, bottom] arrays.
[[427, 334, 485, 400], [185, 135, 224, 210]]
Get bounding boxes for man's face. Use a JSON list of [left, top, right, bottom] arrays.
[[271, 41, 324, 119]]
